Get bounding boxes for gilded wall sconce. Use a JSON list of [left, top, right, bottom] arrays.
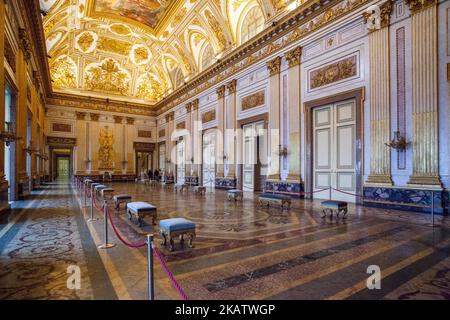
[[385, 131, 408, 151]]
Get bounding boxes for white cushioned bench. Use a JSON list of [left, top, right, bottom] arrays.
[[113, 194, 132, 210], [227, 189, 243, 201], [159, 218, 196, 252]]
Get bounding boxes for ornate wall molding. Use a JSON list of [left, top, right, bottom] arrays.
[[241, 90, 265, 111], [138, 130, 152, 138], [176, 121, 186, 130], [52, 123, 72, 133], [201, 109, 216, 124], [309, 55, 358, 90], [46, 136, 77, 147]]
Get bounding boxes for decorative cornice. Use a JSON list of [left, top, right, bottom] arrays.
[[90, 113, 100, 122], [267, 56, 282, 76], [285, 46, 303, 68], [405, 0, 437, 13], [216, 86, 226, 99], [227, 80, 237, 94], [362, 0, 393, 32]]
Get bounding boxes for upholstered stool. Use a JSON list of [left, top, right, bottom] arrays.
[[227, 189, 243, 201], [126, 202, 157, 227], [174, 183, 188, 193], [113, 194, 132, 210], [100, 188, 114, 200], [321, 200, 348, 219], [258, 193, 291, 210], [194, 186, 206, 196], [159, 218, 196, 252]]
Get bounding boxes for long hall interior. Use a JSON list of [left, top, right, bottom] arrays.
[[1, 0, 450, 300]]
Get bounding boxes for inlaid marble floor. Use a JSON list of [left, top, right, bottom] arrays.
[[1, 181, 450, 300]]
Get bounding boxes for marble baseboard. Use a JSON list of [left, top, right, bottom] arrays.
[[185, 176, 199, 186], [264, 180, 304, 198], [215, 178, 237, 190], [363, 186, 449, 215], [0, 181, 9, 213]]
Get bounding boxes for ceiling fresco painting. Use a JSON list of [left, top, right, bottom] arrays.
[[41, 0, 307, 106]]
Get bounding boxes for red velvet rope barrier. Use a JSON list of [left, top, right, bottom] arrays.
[[105, 205, 147, 248], [332, 187, 365, 198]]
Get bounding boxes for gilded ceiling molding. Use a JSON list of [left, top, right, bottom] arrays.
[[362, 0, 393, 32], [285, 46, 302, 68], [267, 56, 282, 76], [405, 0, 437, 13], [217, 85, 226, 99], [227, 80, 237, 94]]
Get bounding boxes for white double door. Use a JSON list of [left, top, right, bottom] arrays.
[[202, 131, 216, 188], [243, 121, 265, 191], [176, 140, 185, 184], [313, 100, 356, 203]]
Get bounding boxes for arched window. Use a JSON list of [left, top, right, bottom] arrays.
[[201, 44, 214, 72], [241, 6, 265, 44]]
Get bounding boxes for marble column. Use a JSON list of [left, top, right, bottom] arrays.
[[216, 86, 226, 178], [364, 0, 394, 185], [165, 112, 175, 176], [226, 80, 237, 179], [406, 0, 441, 186], [0, 0, 7, 210], [267, 56, 282, 181], [185, 103, 192, 176], [284, 46, 302, 183], [192, 99, 201, 179]]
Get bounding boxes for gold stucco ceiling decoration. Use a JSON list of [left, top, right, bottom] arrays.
[[42, 0, 306, 107]]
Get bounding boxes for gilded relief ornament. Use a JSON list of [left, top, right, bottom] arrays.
[[131, 44, 151, 65], [75, 31, 97, 53], [50, 55, 77, 88], [285, 46, 302, 68], [136, 73, 164, 102], [362, 1, 393, 31], [405, 0, 437, 13], [205, 10, 227, 51], [84, 58, 131, 95], [98, 126, 114, 170], [267, 56, 282, 76]]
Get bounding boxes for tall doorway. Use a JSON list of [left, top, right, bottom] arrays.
[[4, 84, 16, 201], [136, 152, 152, 176], [176, 139, 185, 184], [56, 157, 70, 179], [242, 121, 265, 191], [202, 131, 215, 187]]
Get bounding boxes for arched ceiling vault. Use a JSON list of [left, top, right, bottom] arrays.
[[41, 0, 308, 107]]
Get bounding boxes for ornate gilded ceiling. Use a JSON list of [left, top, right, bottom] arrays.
[[41, 0, 306, 106]]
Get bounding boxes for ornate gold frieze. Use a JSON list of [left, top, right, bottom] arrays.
[[285, 46, 302, 68], [267, 56, 282, 76], [241, 90, 265, 111], [310, 55, 357, 89], [52, 123, 72, 133], [202, 110, 216, 124]]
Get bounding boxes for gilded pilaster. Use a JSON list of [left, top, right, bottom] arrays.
[[185, 103, 192, 175], [364, 0, 394, 185], [166, 111, 175, 175], [216, 85, 226, 178], [267, 56, 282, 181], [226, 80, 237, 179], [284, 46, 302, 182], [406, 1, 441, 186], [192, 99, 201, 177]]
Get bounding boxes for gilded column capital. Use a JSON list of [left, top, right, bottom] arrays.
[[114, 115, 123, 124], [405, 0, 437, 13], [32, 71, 41, 90], [126, 117, 135, 125], [19, 28, 32, 61], [285, 46, 302, 68], [168, 111, 175, 122], [227, 79, 237, 94], [185, 103, 192, 113], [165, 113, 171, 123], [192, 99, 199, 110], [216, 85, 226, 99], [267, 56, 282, 76], [76, 112, 86, 120], [90, 113, 100, 121], [362, 0, 393, 32]]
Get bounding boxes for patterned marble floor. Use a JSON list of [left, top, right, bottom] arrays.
[[1, 181, 450, 300]]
